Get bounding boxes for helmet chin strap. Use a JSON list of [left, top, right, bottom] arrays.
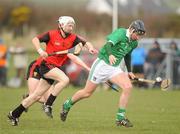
[[59, 25, 70, 37], [64, 32, 70, 37]]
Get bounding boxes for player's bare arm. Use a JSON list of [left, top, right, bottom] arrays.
[[84, 42, 98, 54], [32, 37, 48, 58], [67, 53, 90, 71]]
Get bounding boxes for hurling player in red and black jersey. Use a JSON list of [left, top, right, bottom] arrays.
[[8, 16, 97, 126], [24, 54, 91, 105]]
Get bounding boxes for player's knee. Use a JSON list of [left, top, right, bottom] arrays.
[[64, 77, 70, 85], [61, 76, 70, 85], [22, 94, 41, 104], [33, 94, 42, 101], [38, 97, 46, 103], [123, 83, 132, 92]]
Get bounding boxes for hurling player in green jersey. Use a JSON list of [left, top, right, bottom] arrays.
[[60, 20, 146, 127]]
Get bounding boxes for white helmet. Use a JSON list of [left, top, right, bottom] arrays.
[[58, 16, 75, 27]]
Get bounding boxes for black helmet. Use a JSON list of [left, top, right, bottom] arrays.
[[129, 20, 146, 35]]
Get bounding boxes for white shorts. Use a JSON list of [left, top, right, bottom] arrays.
[[88, 58, 123, 84]]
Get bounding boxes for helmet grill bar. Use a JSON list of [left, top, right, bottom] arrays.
[[130, 19, 146, 35]]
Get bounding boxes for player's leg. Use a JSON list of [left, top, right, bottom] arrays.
[[60, 58, 102, 121], [22, 79, 51, 107], [28, 78, 39, 94], [42, 67, 70, 118], [8, 79, 51, 126], [22, 77, 40, 112], [42, 85, 54, 102], [24, 61, 47, 104], [41, 85, 54, 117], [27, 77, 49, 103], [24, 77, 49, 113], [44, 67, 69, 96], [27, 78, 39, 97], [60, 80, 98, 121], [23, 61, 39, 101], [110, 73, 133, 127]]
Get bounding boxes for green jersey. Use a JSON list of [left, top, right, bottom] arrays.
[[98, 28, 138, 67]]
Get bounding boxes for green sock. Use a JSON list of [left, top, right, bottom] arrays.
[[116, 108, 126, 120], [63, 98, 73, 111]]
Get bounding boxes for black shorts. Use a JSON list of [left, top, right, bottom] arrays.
[[26, 60, 41, 80], [39, 60, 55, 85]]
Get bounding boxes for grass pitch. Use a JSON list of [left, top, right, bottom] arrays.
[[0, 86, 180, 134]]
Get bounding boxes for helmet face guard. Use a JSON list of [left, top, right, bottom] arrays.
[[134, 29, 146, 36], [58, 16, 75, 35], [130, 20, 146, 36]]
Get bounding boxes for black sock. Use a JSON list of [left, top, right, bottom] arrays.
[[12, 104, 26, 118], [45, 94, 56, 106]]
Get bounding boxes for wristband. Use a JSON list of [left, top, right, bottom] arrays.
[[37, 48, 43, 54]]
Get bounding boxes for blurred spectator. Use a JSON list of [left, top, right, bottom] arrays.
[[10, 2, 31, 38], [131, 46, 147, 87], [169, 41, 180, 85], [145, 40, 165, 80], [0, 6, 3, 32], [9, 42, 28, 87], [170, 41, 180, 56], [0, 38, 7, 86]]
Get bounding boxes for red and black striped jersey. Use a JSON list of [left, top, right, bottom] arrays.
[[37, 29, 86, 67]]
